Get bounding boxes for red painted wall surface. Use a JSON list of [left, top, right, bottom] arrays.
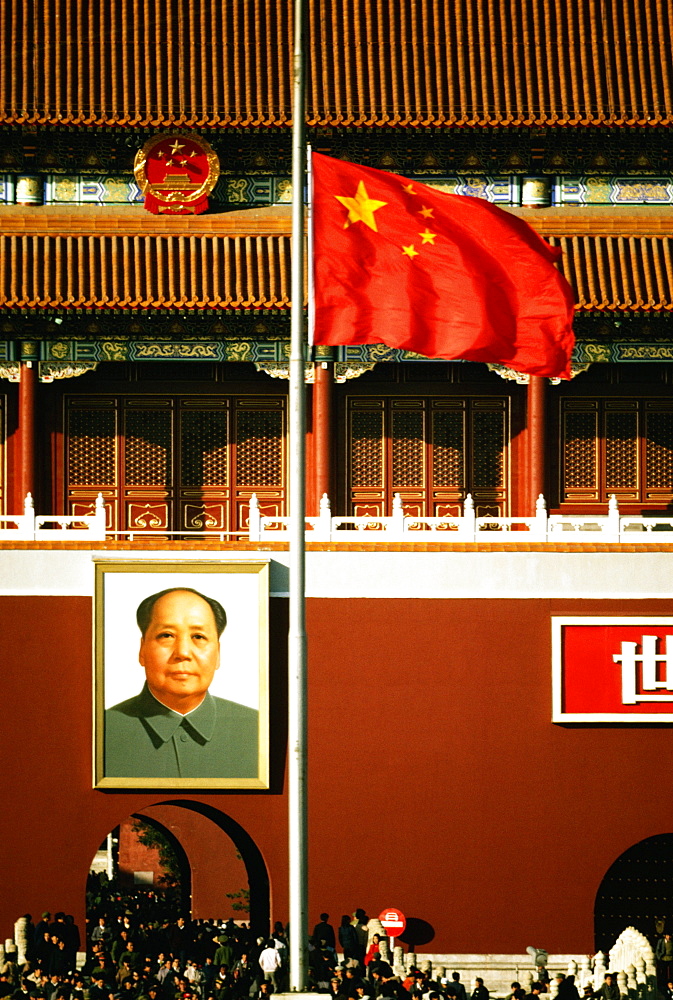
[[117, 818, 166, 887], [2, 592, 673, 954]]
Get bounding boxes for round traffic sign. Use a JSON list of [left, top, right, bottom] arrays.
[[379, 907, 406, 936]]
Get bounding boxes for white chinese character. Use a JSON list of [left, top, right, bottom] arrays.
[[613, 635, 673, 703]]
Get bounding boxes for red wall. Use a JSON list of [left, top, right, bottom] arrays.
[[2, 592, 672, 955]]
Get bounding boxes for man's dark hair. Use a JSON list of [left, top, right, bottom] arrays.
[[136, 588, 227, 637]]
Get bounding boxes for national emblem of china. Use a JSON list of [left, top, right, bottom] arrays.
[[134, 135, 220, 215]]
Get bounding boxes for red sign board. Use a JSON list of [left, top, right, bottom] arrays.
[[552, 617, 673, 722], [379, 908, 406, 935]]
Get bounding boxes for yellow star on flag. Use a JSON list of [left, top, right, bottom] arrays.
[[402, 183, 416, 194], [419, 205, 434, 218], [402, 244, 419, 258], [419, 230, 437, 244], [335, 181, 387, 231]]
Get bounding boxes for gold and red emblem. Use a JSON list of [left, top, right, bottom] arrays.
[[134, 135, 220, 215]]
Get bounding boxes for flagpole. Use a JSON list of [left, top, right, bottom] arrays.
[[288, 0, 308, 991]]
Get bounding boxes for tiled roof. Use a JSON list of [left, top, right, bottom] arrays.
[[0, 207, 672, 312], [0, 0, 671, 128]]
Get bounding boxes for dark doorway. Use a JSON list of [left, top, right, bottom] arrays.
[[595, 834, 673, 952]]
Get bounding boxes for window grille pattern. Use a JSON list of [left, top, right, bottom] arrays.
[[432, 410, 464, 488], [472, 410, 504, 489], [564, 411, 597, 489], [181, 410, 228, 487], [236, 410, 283, 486], [348, 396, 507, 514], [646, 412, 673, 490], [124, 409, 172, 487], [68, 408, 115, 486], [605, 411, 638, 489], [392, 410, 424, 488], [562, 399, 673, 506], [351, 410, 384, 488]]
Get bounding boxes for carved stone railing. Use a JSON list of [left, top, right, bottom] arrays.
[[248, 492, 673, 544], [0, 493, 106, 541]]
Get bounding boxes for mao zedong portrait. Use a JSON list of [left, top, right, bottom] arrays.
[[105, 587, 259, 780]]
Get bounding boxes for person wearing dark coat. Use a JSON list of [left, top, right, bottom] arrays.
[[338, 919, 359, 966]]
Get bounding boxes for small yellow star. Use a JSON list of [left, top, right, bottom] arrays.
[[419, 205, 434, 218], [169, 140, 185, 154], [402, 244, 419, 258], [165, 159, 174, 167], [188, 150, 198, 158], [156, 150, 164, 159], [419, 230, 437, 244], [402, 183, 416, 194], [335, 181, 388, 231]]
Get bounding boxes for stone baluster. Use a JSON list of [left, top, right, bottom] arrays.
[[594, 953, 607, 988], [462, 493, 476, 539], [580, 957, 592, 990], [407, 952, 417, 972], [393, 946, 405, 977], [14, 917, 28, 965], [617, 969, 628, 998], [567, 961, 578, 978], [248, 493, 261, 540], [549, 978, 559, 999]]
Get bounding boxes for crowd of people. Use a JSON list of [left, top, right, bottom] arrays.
[[0, 892, 654, 1000]]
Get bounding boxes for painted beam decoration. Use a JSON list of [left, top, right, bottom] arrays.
[[552, 617, 673, 722], [134, 135, 220, 215]]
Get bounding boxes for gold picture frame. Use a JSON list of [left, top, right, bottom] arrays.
[[94, 560, 270, 789]]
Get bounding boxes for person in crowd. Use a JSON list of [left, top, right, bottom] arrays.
[[593, 974, 619, 1000], [312, 915, 336, 955], [257, 943, 280, 989], [471, 979, 489, 1000]]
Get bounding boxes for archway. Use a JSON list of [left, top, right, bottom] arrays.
[[87, 801, 270, 942], [595, 833, 673, 952]]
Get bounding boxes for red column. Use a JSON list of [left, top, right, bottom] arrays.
[[313, 359, 334, 511], [527, 375, 546, 514], [18, 359, 37, 505]]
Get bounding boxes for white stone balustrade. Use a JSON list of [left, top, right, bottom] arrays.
[[0, 493, 106, 541], [248, 492, 673, 544]]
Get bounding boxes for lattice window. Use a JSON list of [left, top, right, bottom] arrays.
[[472, 409, 504, 489], [351, 410, 384, 488], [125, 409, 172, 486], [564, 411, 597, 489], [646, 411, 673, 489], [68, 408, 115, 486], [605, 411, 638, 489], [236, 410, 283, 486], [433, 409, 464, 488], [392, 410, 424, 488], [181, 410, 228, 487]]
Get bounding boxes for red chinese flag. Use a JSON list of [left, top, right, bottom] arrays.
[[311, 152, 575, 378]]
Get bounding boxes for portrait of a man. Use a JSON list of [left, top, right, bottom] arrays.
[[95, 561, 269, 789]]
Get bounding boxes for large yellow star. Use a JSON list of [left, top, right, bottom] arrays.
[[169, 140, 185, 154], [335, 181, 387, 231], [419, 230, 437, 244]]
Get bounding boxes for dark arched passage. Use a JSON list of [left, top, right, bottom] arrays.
[[595, 834, 673, 952], [160, 799, 271, 938]]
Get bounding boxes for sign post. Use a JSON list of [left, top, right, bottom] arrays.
[[379, 907, 406, 958]]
